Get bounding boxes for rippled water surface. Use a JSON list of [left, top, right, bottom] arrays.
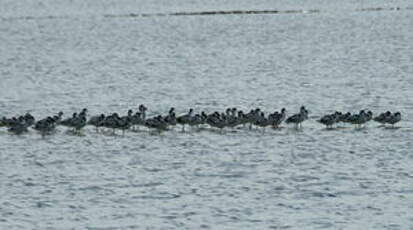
[[1, 1, 413, 229]]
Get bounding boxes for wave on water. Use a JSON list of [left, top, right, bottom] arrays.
[[1, 6, 412, 21]]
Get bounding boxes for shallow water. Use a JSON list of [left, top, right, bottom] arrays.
[[1, 1, 413, 229]]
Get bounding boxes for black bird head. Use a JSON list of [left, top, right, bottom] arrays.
[[139, 104, 147, 112]]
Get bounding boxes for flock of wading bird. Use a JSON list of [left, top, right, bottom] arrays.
[[0, 105, 402, 136]]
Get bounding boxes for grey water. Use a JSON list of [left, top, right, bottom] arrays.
[[1, 0, 413, 229]]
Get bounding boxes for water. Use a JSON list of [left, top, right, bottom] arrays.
[[1, 1, 413, 229]]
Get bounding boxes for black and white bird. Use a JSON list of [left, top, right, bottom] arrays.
[[177, 108, 193, 131], [373, 111, 392, 125], [385, 112, 401, 127], [286, 106, 308, 128]]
